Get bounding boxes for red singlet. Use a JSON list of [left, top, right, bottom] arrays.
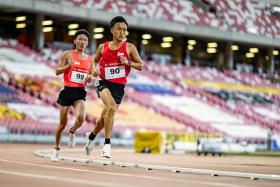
[[99, 41, 131, 85], [63, 50, 92, 87]]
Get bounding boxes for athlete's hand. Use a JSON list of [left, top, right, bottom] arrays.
[[85, 75, 93, 83], [120, 56, 130, 66], [92, 69, 100, 77]]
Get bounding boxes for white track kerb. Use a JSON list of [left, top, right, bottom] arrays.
[[34, 149, 280, 181]]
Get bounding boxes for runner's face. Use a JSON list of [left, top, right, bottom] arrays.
[[74, 34, 88, 51], [111, 22, 127, 42]]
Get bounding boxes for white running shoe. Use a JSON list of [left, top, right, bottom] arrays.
[[51, 149, 60, 162], [84, 140, 93, 155], [68, 133, 75, 147], [101, 144, 111, 158]]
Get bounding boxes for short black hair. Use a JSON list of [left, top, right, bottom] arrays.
[[109, 16, 128, 28], [74, 29, 90, 39]]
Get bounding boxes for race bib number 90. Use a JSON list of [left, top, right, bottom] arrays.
[[105, 66, 125, 79], [70, 71, 87, 83]]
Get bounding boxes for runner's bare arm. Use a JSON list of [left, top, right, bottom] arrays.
[[89, 44, 103, 77], [127, 43, 143, 71], [55, 51, 73, 76]]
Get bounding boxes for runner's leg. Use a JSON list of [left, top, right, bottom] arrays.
[[99, 88, 117, 139], [55, 106, 70, 149], [70, 100, 85, 133]]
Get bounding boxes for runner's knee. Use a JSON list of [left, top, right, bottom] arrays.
[[76, 113, 85, 124], [106, 105, 116, 115], [59, 122, 67, 130], [101, 107, 109, 117]]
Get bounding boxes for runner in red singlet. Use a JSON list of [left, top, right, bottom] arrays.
[[84, 16, 143, 158], [51, 29, 93, 161]]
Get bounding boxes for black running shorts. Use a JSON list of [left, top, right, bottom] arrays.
[[95, 79, 125, 104], [57, 86, 87, 106]]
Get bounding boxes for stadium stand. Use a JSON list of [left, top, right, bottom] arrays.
[[143, 59, 280, 140], [64, 0, 280, 37], [0, 38, 191, 138], [3, 39, 278, 142]]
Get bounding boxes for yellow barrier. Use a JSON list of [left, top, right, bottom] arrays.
[[134, 131, 222, 154], [134, 131, 165, 154], [165, 132, 222, 147]]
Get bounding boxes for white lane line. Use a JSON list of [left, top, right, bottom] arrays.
[[0, 159, 253, 187], [0, 169, 134, 187], [0, 158, 187, 183]]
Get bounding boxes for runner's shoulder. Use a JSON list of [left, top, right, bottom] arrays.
[[126, 42, 137, 53], [126, 42, 135, 48], [61, 50, 74, 59]]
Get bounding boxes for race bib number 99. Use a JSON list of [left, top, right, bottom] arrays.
[[105, 66, 125, 79], [70, 71, 87, 83]]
